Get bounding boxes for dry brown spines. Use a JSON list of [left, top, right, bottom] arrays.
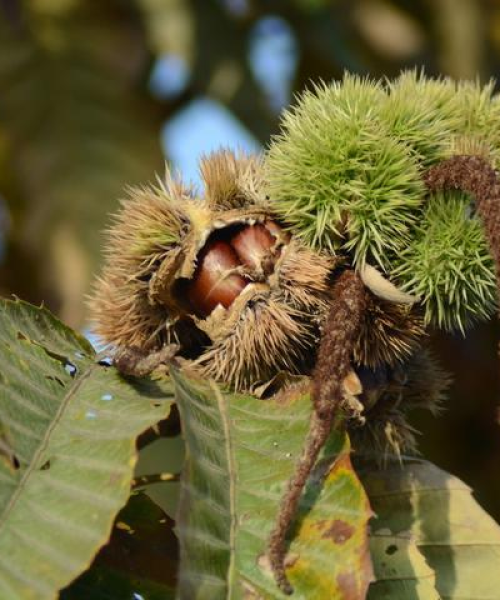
[[88, 174, 192, 351], [353, 293, 426, 369], [193, 241, 336, 391], [90, 151, 263, 350], [349, 348, 450, 460], [277, 241, 337, 312], [200, 150, 265, 209], [89, 149, 339, 391], [194, 299, 310, 391]]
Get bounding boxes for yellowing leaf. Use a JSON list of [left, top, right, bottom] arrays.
[[361, 458, 500, 599], [172, 368, 373, 599]]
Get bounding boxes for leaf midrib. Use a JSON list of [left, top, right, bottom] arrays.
[[210, 380, 237, 599], [0, 359, 97, 534]]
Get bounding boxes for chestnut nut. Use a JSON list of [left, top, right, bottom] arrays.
[[185, 221, 283, 317]]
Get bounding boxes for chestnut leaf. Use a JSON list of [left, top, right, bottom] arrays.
[[360, 458, 500, 600], [0, 298, 174, 600], [171, 366, 374, 599], [172, 366, 500, 599]]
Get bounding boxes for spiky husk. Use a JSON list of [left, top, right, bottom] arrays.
[[392, 190, 497, 332], [265, 71, 500, 333], [383, 70, 462, 164], [193, 241, 335, 391], [89, 151, 268, 346], [200, 150, 265, 209], [353, 291, 426, 368], [265, 74, 425, 268], [90, 150, 340, 390], [349, 348, 450, 461], [448, 80, 500, 168], [384, 73, 500, 168], [384, 75, 499, 331], [368, 71, 500, 169], [88, 175, 191, 351]]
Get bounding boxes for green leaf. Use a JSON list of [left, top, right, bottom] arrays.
[[172, 367, 373, 599], [134, 436, 185, 519], [360, 458, 500, 599], [62, 493, 178, 600], [0, 298, 174, 600]]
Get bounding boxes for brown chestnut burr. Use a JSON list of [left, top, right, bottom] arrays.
[[185, 239, 248, 317], [231, 223, 277, 271]]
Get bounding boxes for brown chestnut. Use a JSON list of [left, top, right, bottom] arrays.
[[185, 239, 247, 317], [230, 223, 276, 271]]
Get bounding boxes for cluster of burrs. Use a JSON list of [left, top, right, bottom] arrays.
[[90, 71, 500, 594]]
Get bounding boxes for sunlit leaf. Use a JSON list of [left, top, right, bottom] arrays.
[[134, 436, 184, 519], [361, 458, 500, 599]]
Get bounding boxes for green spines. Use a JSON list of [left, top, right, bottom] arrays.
[[265, 70, 499, 332], [387, 75, 500, 166], [393, 191, 497, 332], [265, 75, 425, 268], [450, 80, 500, 166], [383, 71, 461, 164]]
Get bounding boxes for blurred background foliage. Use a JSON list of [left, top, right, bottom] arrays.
[[0, 0, 499, 546]]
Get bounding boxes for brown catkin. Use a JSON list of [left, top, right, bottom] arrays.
[[313, 270, 369, 417], [268, 270, 367, 594]]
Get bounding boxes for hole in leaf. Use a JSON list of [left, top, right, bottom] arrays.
[[386, 544, 398, 555], [65, 362, 77, 377], [40, 459, 51, 471], [101, 393, 113, 401]]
